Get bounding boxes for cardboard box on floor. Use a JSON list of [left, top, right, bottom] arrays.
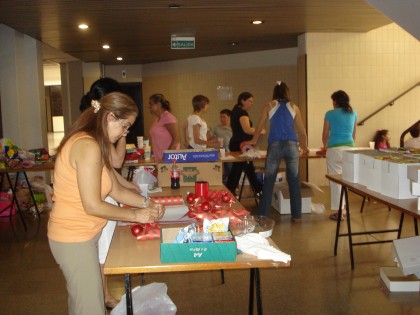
[[392, 236, 420, 276], [157, 162, 222, 187], [271, 182, 313, 214], [380, 267, 420, 292]]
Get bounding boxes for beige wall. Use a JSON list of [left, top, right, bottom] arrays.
[[139, 49, 300, 150], [141, 66, 297, 150], [305, 23, 420, 185]]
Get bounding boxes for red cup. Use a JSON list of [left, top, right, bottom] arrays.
[[195, 181, 209, 199]]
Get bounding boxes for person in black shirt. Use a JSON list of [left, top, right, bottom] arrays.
[[226, 92, 263, 197]]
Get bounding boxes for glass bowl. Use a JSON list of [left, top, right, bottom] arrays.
[[230, 215, 275, 238]]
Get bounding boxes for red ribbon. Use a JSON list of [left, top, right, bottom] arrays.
[[131, 222, 161, 241], [187, 190, 249, 223]]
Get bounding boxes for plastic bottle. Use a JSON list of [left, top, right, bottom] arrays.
[[170, 159, 180, 189]]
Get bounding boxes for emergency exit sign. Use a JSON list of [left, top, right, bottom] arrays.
[[171, 36, 195, 49]]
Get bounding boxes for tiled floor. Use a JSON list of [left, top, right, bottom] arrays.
[[1, 187, 420, 314]]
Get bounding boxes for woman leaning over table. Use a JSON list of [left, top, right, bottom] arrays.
[[322, 90, 357, 221], [48, 92, 165, 315], [149, 93, 180, 161], [246, 81, 309, 221], [226, 92, 263, 197]]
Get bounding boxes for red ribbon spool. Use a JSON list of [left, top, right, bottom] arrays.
[[195, 181, 209, 200]]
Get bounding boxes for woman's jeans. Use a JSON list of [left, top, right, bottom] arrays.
[[258, 140, 301, 219]]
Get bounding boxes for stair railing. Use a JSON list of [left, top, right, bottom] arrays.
[[357, 82, 419, 126]]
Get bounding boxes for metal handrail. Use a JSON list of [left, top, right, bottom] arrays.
[[357, 82, 419, 126]]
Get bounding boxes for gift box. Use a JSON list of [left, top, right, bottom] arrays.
[[163, 149, 218, 163], [151, 195, 183, 205], [160, 226, 237, 263]]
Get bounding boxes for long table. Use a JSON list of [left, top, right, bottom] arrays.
[[0, 161, 55, 229], [104, 186, 289, 315], [326, 174, 419, 270]]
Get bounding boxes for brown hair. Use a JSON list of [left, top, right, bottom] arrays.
[[57, 92, 138, 169], [192, 95, 209, 112]]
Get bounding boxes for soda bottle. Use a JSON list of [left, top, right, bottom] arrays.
[[170, 159, 180, 189]]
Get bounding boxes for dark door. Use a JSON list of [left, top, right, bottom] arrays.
[[120, 82, 144, 145]]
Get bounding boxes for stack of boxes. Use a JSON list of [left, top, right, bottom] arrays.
[[407, 165, 420, 210], [342, 149, 420, 200], [158, 149, 222, 187]]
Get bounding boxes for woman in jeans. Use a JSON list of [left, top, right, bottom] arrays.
[[247, 81, 309, 221]]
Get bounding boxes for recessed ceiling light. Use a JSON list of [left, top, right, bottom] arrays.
[[78, 24, 89, 29], [251, 20, 263, 25], [169, 4, 180, 9], [230, 42, 239, 46], [102, 44, 110, 49], [116, 57, 123, 61]]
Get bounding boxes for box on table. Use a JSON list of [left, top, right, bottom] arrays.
[[408, 165, 420, 183], [271, 182, 313, 214], [157, 162, 222, 187], [380, 267, 420, 292], [381, 160, 420, 199], [163, 149, 219, 163], [392, 236, 420, 276], [366, 157, 384, 193], [411, 182, 420, 196], [342, 149, 371, 183], [160, 227, 237, 263]]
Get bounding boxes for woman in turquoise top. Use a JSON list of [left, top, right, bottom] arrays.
[[322, 90, 357, 221]]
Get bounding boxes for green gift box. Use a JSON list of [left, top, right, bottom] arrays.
[[160, 227, 237, 263]]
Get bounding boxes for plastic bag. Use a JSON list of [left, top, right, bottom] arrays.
[[133, 166, 158, 189], [311, 202, 325, 214], [111, 283, 177, 315]]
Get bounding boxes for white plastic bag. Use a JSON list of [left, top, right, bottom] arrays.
[[311, 202, 325, 214], [111, 283, 177, 315], [133, 166, 157, 188]]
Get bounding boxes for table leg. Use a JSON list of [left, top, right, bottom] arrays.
[[414, 218, 418, 236], [6, 173, 27, 230], [248, 268, 263, 315], [248, 268, 255, 315], [397, 213, 405, 238], [22, 171, 40, 217], [124, 274, 133, 315], [334, 186, 345, 256], [343, 188, 355, 270]]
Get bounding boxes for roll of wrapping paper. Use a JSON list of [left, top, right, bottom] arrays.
[[150, 195, 184, 205]]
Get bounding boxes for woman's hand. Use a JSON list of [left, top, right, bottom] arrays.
[[133, 203, 165, 223]]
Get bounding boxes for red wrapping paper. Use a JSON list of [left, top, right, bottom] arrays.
[[131, 222, 161, 241], [151, 195, 183, 205], [186, 190, 250, 224]]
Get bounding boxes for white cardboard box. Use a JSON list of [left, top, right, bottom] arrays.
[[380, 267, 420, 292], [271, 182, 312, 214], [408, 165, 420, 183], [411, 181, 420, 196], [392, 236, 420, 276], [366, 156, 384, 193], [342, 149, 371, 184], [381, 161, 420, 199]]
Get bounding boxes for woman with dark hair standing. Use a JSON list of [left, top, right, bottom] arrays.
[[226, 92, 263, 197], [49, 92, 164, 314], [149, 93, 180, 161], [80, 77, 126, 168], [247, 81, 309, 221], [322, 90, 357, 221]]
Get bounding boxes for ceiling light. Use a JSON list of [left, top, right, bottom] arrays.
[[230, 42, 239, 46], [169, 4, 180, 9], [78, 24, 89, 29], [251, 20, 263, 25], [102, 44, 110, 49], [116, 57, 123, 61]]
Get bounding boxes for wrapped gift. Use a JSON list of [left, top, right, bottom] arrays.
[[130, 222, 161, 241], [151, 195, 183, 205]]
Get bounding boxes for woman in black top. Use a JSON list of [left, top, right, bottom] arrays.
[[226, 92, 263, 197]]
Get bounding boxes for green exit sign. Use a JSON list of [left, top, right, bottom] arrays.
[[171, 36, 195, 49]]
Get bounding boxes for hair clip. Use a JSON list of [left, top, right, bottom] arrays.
[[276, 81, 282, 86], [91, 100, 101, 113]]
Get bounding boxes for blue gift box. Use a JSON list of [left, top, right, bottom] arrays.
[[163, 149, 219, 163]]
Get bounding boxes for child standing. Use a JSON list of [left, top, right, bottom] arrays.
[[373, 129, 391, 149]]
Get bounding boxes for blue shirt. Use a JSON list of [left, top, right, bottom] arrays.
[[268, 100, 297, 144], [325, 108, 357, 147]]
